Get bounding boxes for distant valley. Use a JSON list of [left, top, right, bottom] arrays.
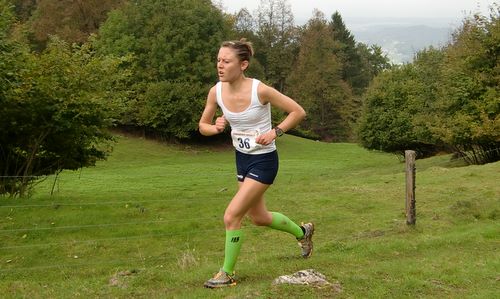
[[345, 17, 463, 64]]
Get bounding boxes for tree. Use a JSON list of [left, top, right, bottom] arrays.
[[234, 8, 256, 35], [255, 0, 298, 92], [95, 0, 229, 139], [10, 0, 36, 22], [287, 10, 353, 141], [357, 58, 446, 157], [329, 11, 391, 134], [1, 0, 21, 113], [409, 47, 447, 149], [358, 65, 414, 155], [329, 11, 366, 95], [364, 44, 391, 77], [1, 2, 131, 196], [27, 0, 126, 50], [429, 10, 500, 163], [358, 8, 500, 163], [355, 43, 391, 88], [227, 8, 265, 80]]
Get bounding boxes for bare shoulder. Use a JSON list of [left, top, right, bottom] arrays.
[[256, 80, 272, 94], [209, 84, 217, 95], [207, 84, 218, 102], [256, 81, 279, 104]]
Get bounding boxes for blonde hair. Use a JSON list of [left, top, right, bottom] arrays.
[[221, 38, 254, 63]]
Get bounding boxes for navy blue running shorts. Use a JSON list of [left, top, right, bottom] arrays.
[[235, 150, 279, 185]]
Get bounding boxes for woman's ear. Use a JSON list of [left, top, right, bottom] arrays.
[[241, 60, 249, 71]]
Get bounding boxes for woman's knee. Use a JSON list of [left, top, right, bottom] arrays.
[[223, 211, 241, 228]]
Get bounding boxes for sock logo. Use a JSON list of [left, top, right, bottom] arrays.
[[230, 236, 240, 243]]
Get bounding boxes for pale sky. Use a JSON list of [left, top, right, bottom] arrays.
[[216, 0, 497, 26]]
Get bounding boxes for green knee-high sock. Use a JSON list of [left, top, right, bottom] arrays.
[[269, 212, 304, 239], [222, 229, 243, 274]]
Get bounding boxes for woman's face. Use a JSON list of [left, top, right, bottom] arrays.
[[217, 47, 247, 82]]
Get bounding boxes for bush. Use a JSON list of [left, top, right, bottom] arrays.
[[0, 34, 131, 197]]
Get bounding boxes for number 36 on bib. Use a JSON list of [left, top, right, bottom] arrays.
[[231, 130, 262, 153]]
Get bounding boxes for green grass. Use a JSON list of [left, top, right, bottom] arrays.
[[0, 135, 498, 298]]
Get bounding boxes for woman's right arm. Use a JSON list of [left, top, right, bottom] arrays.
[[199, 86, 226, 136]]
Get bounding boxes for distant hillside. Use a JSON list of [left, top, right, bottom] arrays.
[[352, 24, 453, 64], [342, 18, 461, 64]]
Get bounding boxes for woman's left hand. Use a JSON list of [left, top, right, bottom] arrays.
[[255, 130, 277, 146]]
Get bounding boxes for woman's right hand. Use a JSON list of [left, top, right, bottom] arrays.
[[215, 115, 226, 133]]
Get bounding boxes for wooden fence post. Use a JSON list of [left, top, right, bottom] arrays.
[[405, 150, 416, 225]]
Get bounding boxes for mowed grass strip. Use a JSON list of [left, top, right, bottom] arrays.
[[0, 135, 498, 298]]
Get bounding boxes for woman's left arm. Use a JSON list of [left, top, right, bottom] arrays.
[[256, 83, 306, 145]]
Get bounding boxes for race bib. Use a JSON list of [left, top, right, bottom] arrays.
[[231, 129, 261, 153]]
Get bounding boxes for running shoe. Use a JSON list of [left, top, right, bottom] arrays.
[[204, 269, 237, 288], [297, 222, 314, 258]]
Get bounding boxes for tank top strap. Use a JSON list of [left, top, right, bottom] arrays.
[[215, 81, 223, 107], [251, 79, 261, 106]]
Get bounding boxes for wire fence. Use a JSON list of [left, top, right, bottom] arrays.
[[0, 189, 338, 269], [0, 198, 216, 209], [0, 176, 42, 178], [1, 149, 497, 279], [0, 240, 297, 273], [0, 209, 350, 274], [0, 219, 200, 233], [0, 213, 342, 247]]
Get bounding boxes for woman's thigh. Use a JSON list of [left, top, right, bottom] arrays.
[[224, 178, 270, 228]]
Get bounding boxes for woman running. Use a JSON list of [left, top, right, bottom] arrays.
[[198, 39, 314, 288]]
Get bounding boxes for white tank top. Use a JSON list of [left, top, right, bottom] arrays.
[[216, 79, 276, 154]]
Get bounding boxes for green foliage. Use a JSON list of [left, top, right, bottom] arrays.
[[95, 0, 228, 138], [429, 11, 500, 163], [0, 2, 16, 77], [139, 80, 206, 139], [9, 0, 36, 22], [227, 8, 266, 80], [255, 0, 298, 92], [12, 0, 497, 157], [0, 32, 131, 196], [287, 11, 353, 141], [356, 43, 392, 87], [358, 9, 500, 163], [232, 8, 256, 36], [0, 0, 15, 39], [358, 65, 422, 154], [330, 11, 364, 94], [329, 12, 391, 134], [13, 0, 383, 144], [25, 0, 126, 50], [329, 12, 391, 95], [358, 47, 448, 157]]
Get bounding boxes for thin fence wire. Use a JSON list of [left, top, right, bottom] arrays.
[[0, 212, 380, 271], [0, 176, 42, 178], [0, 214, 338, 249], [0, 215, 343, 251], [0, 255, 179, 273], [0, 232, 289, 273], [0, 230, 213, 250], [0, 244, 293, 273], [0, 225, 274, 253], [0, 213, 350, 273], [0, 197, 225, 209], [0, 218, 220, 233], [0, 156, 474, 211], [1, 151, 497, 276]]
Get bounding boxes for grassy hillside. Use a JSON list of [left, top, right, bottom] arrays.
[[0, 135, 498, 298]]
